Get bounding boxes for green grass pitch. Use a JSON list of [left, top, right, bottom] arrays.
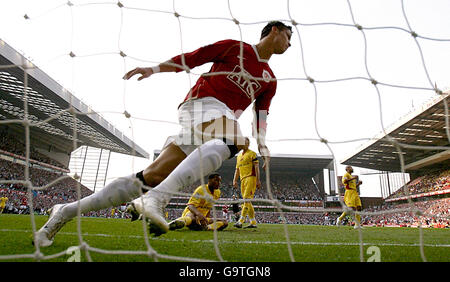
[[0, 214, 448, 262]]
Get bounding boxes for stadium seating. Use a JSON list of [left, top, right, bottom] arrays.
[[177, 174, 323, 201], [388, 169, 450, 198], [363, 198, 449, 228], [0, 159, 92, 214], [0, 129, 67, 170]]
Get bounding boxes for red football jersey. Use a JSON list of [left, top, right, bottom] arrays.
[[222, 205, 229, 213], [171, 40, 277, 123]]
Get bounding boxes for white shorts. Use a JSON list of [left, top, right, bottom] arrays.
[[163, 97, 243, 156]]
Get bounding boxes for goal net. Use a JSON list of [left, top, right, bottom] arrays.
[[0, 0, 449, 262]]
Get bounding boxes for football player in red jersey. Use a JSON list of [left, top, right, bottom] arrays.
[[34, 21, 292, 246]]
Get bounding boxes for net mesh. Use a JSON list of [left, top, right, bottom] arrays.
[[0, 0, 449, 262]]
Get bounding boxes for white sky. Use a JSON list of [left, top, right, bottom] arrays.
[[1, 0, 449, 197]]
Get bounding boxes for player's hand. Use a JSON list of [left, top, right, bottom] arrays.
[[123, 67, 154, 81], [258, 144, 270, 170], [196, 214, 208, 227], [256, 181, 261, 189], [258, 144, 270, 156], [232, 181, 237, 188], [262, 155, 270, 170]]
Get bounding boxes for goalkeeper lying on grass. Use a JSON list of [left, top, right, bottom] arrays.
[[169, 173, 228, 231]]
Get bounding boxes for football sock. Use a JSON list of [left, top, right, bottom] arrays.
[[247, 202, 255, 219], [355, 213, 361, 226], [239, 203, 249, 223], [146, 139, 231, 205], [61, 174, 142, 219]]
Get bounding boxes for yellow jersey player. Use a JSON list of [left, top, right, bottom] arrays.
[[337, 165, 363, 229], [233, 137, 261, 228], [0, 196, 8, 214], [169, 173, 228, 231]]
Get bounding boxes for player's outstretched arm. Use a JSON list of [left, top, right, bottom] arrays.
[[256, 132, 270, 170], [259, 146, 270, 171], [254, 161, 261, 189], [252, 110, 271, 170], [123, 60, 177, 81]]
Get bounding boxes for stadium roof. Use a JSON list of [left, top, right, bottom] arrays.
[[0, 39, 149, 158], [341, 91, 450, 173]]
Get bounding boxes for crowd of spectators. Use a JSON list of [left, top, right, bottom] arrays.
[[388, 169, 449, 198], [254, 212, 336, 225], [176, 173, 323, 202], [165, 197, 449, 228], [362, 198, 449, 228], [0, 158, 92, 215], [261, 177, 322, 201], [0, 129, 67, 170]]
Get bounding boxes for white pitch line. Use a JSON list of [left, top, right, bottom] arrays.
[[2, 228, 450, 248]]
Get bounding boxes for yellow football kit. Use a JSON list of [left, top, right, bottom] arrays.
[[342, 172, 361, 208], [182, 184, 220, 218], [337, 171, 362, 226], [0, 196, 8, 213], [236, 149, 259, 225], [236, 149, 258, 199]]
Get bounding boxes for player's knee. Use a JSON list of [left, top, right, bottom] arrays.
[[142, 169, 166, 187], [146, 176, 163, 188]]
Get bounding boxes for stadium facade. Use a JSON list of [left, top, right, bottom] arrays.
[[0, 39, 149, 191], [341, 90, 449, 201]]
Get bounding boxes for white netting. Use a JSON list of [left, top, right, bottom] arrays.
[[0, 0, 449, 262]]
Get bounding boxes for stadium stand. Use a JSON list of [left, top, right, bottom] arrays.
[[0, 158, 91, 214], [176, 175, 323, 202], [1, 126, 68, 170], [0, 158, 130, 218], [354, 168, 450, 228], [387, 168, 449, 199], [363, 198, 449, 228], [339, 91, 450, 228], [0, 39, 149, 219]]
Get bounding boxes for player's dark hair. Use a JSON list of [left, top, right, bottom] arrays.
[[260, 21, 292, 40], [208, 173, 221, 179]]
